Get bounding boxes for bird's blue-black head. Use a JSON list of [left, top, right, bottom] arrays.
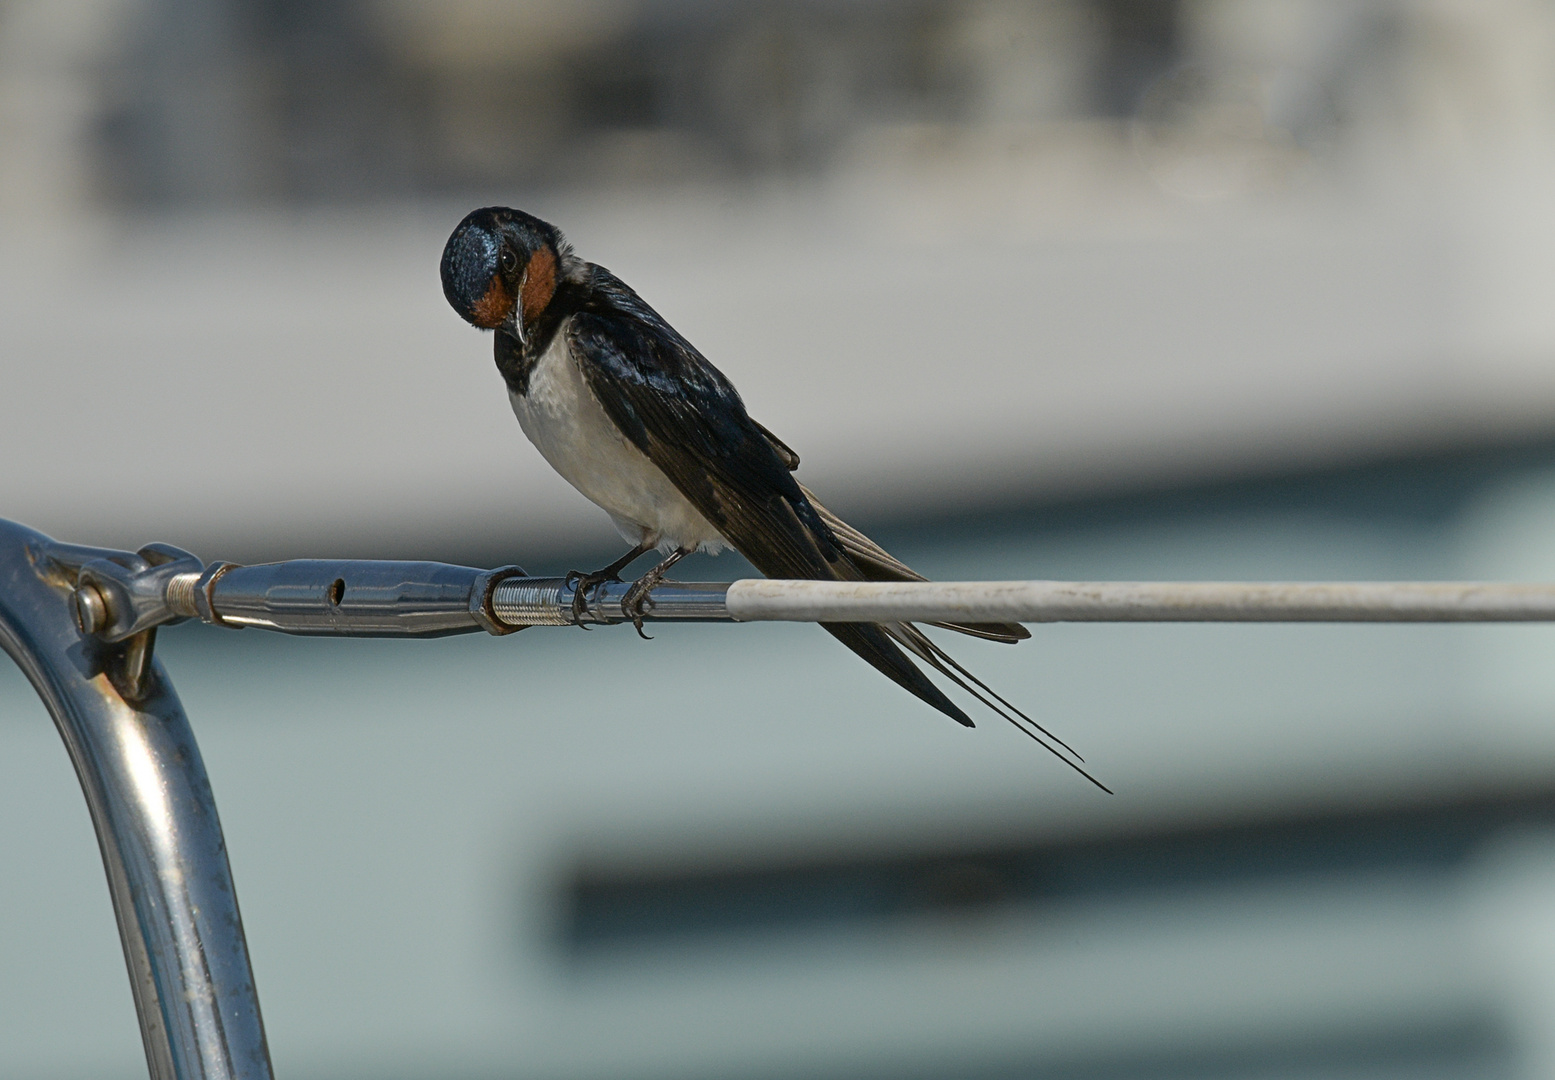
[[441, 207, 565, 345]]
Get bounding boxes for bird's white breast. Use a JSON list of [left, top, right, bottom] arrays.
[[509, 326, 726, 553]]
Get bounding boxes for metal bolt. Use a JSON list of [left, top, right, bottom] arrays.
[[74, 583, 108, 635]]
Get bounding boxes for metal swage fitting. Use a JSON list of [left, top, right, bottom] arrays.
[[490, 579, 573, 626]]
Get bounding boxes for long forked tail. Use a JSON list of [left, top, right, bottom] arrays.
[[821, 622, 973, 727], [820, 620, 1111, 794], [788, 488, 1108, 792], [884, 623, 1111, 793]]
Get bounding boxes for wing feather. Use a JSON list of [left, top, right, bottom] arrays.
[[799, 484, 1030, 644]]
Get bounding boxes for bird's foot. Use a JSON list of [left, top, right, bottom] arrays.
[[563, 569, 621, 626], [619, 574, 662, 639], [620, 548, 691, 639]]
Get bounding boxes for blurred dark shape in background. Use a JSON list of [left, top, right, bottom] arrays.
[[84, 0, 1463, 213], [94, 0, 1195, 203], [8, 0, 1553, 223]]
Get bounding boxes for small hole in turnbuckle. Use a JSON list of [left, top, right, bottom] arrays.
[[328, 578, 345, 606]]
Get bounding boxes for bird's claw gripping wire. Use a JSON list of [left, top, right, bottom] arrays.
[[620, 577, 658, 639], [563, 569, 619, 627], [620, 548, 691, 639]]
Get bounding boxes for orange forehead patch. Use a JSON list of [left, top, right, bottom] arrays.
[[520, 247, 558, 324], [470, 274, 514, 329]]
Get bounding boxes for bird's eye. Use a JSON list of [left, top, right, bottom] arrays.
[[500, 250, 519, 274]]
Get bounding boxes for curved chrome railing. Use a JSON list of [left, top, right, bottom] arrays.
[[0, 519, 272, 1080]]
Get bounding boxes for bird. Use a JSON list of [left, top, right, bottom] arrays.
[[440, 206, 1106, 790]]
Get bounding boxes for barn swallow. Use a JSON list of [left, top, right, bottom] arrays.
[[441, 206, 1105, 790]]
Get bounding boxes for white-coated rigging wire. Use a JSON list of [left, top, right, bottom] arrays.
[[720, 580, 1555, 624]]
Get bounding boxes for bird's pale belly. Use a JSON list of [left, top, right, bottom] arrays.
[[509, 334, 726, 553]]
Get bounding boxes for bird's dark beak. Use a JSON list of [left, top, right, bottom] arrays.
[[501, 306, 527, 347]]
